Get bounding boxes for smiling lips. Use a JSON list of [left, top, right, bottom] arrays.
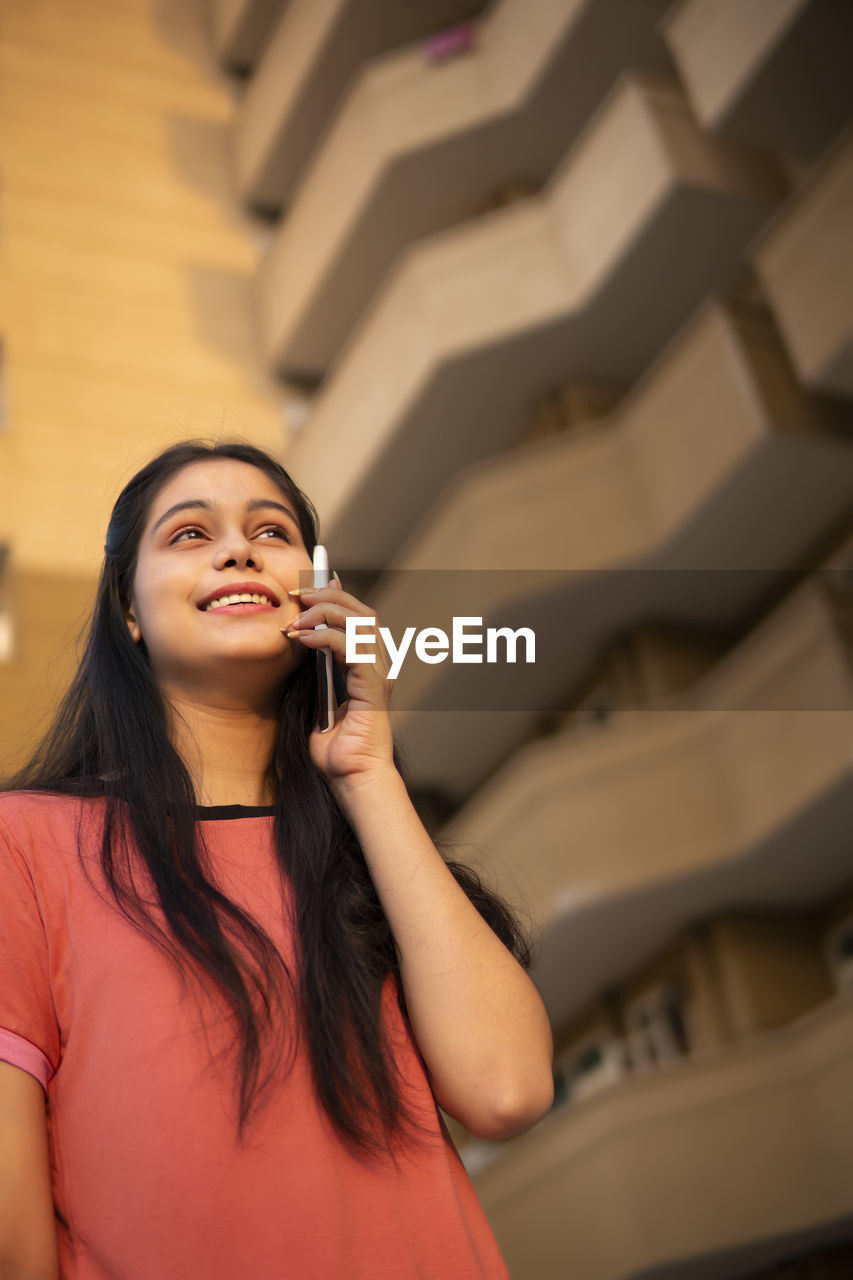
[[198, 581, 282, 612], [203, 593, 276, 613]]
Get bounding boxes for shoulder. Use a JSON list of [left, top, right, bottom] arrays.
[[0, 793, 112, 911], [0, 788, 88, 825], [0, 790, 104, 856]]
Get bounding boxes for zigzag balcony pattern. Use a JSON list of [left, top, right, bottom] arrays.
[[755, 130, 853, 400], [258, 0, 672, 376], [284, 75, 786, 570], [233, 0, 487, 211], [475, 993, 853, 1280], [444, 575, 853, 1032], [378, 298, 853, 797], [663, 0, 853, 162]]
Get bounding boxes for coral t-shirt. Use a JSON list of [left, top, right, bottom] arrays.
[[0, 791, 509, 1279]]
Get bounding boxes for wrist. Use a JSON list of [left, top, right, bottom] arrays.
[[330, 762, 406, 812]]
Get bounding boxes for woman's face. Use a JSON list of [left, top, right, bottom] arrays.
[[125, 458, 313, 704]]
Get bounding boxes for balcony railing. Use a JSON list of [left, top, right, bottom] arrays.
[[233, 0, 488, 211], [472, 993, 853, 1280], [284, 75, 786, 570], [444, 575, 853, 1030], [376, 298, 853, 798], [662, 0, 853, 162], [755, 131, 853, 400], [257, 0, 672, 376]]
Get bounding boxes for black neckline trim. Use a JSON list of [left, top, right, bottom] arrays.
[[194, 804, 275, 820]]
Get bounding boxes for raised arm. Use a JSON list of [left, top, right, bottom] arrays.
[[284, 583, 554, 1140], [333, 767, 554, 1139]]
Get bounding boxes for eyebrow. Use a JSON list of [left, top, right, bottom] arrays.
[[150, 498, 301, 537]]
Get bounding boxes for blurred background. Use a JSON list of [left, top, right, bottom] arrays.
[[1, 1, 852, 1276]]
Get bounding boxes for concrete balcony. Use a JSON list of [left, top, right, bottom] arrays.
[[754, 131, 853, 400], [285, 74, 786, 570], [376, 297, 853, 798], [208, 0, 285, 72], [474, 994, 853, 1280], [443, 574, 853, 1032], [662, 0, 853, 163], [233, 0, 487, 212], [258, 0, 673, 377]]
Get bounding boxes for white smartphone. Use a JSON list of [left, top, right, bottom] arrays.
[[313, 544, 335, 733]]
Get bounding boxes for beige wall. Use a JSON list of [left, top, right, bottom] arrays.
[[0, 568, 95, 774], [0, 0, 283, 773]]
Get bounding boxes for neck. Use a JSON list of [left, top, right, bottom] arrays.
[[164, 693, 277, 807]]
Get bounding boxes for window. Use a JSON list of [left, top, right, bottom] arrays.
[[625, 981, 690, 1073], [553, 1033, 627, 1110]]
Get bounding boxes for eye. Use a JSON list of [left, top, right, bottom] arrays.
[[257, 525, 293, 543], [170, 526, 206, 543]]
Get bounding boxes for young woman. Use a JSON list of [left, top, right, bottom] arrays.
[[0, 440, 553, 1279]]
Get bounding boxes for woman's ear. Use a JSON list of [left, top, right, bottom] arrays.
[[125, 602, 142, 644]]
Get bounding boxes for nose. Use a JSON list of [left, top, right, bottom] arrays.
[[213, 530, 263, 571]]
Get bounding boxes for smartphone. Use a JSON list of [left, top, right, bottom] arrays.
[[313, 544, 335, 732]]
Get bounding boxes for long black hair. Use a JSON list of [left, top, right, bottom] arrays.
[[5, 439, 531, 1155]]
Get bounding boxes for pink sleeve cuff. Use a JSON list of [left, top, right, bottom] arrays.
[[0, 1027, 54, 1094]]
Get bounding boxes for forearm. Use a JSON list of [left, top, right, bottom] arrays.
[[333, 766, 554, 1139]]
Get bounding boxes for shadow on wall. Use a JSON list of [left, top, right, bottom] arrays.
[[165, 115, 241, 210], [150, 0, 222, 77], [186, 264, 281, 399]]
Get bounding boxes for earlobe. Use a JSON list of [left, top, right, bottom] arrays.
[[125, 606, 142, 644]]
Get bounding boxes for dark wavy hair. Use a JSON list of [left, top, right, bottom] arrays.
[[5, 439, 530, 1155]]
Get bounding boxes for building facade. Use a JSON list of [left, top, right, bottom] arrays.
[[1, 1, 852, 1276]]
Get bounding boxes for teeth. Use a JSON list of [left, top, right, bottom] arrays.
[[204, 593, 272, 611]]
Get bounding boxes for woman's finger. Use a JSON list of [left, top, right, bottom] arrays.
[[286, 601, 394, 672], [282, 618, 392, 683], [287, 585, 374, 618]]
